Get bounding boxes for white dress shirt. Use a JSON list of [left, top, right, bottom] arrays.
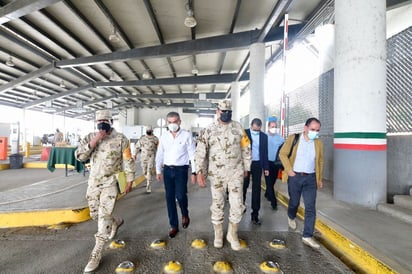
[[155, 128, 196, 174]]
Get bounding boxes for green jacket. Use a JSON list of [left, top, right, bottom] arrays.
[[279, 133, 323, 187]]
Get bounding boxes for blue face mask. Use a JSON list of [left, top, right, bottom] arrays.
[[308, 130, 319, 140], [251, 130, 260, 135]]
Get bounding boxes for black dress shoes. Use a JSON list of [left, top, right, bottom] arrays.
[[168, 227, 179, 238], [182, 216, 190, 229], [251, 216, 262, 225]]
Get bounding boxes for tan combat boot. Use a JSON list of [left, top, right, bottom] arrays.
[[84, 239, 104, 272], [226, 222, 241, 251], [213, 223, 223, 248]]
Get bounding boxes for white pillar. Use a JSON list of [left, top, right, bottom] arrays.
[[334, 0, 387, 208], [249, 43, 266, 127], [231, 81, 240, 122]]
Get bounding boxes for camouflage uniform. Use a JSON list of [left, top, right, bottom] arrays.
[[134, 134, 159, 192], [75, 129, 135, 242], [195, 120, 251, 225]]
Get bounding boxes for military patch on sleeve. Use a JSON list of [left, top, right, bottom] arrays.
[[240, 130, 250, 148], [123, 145, 132, 160]]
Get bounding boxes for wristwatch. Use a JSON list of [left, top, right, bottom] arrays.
[[191, 172, 196, 175]]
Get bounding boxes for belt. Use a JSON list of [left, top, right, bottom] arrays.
[[164, 165, 189, 169], [294, 171, 315, 176]]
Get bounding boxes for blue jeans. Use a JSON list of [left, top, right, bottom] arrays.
[[163, 165, 189, 229], [287, 173, 317, 238]]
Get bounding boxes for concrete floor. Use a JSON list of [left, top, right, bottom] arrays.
[[0, 166, 351, 273]]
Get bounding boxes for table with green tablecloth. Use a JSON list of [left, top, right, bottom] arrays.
[[47, 147, 84, 176]]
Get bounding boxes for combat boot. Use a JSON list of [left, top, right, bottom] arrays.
[[226, 222, 241, 251], [84, 239, 104, 272], [213, 223, 223, 248]]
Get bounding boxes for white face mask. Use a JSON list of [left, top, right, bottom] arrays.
[[308, 130, 319, 140], [268, 128, 276, 134], [168, 123, 179, 132]]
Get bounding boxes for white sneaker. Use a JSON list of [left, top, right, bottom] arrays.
[[109, 217, 123, 240], [288, 217, 297, 230], [302, 237, 320, 249]]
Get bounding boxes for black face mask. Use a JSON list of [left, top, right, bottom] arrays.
[[97, 122, 111, 133], [146, 130, 153, 135], [220, 112, 232, 123]]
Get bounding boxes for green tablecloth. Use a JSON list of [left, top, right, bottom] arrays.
[[47, 147, 84, 173]]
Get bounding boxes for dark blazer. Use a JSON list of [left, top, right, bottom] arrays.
[[245, 128, 269, 171]]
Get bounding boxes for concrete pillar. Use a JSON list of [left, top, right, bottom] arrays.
[[249, 43, 266, 128], [231, 81, 240, 122], [334, 0, 387, 208]]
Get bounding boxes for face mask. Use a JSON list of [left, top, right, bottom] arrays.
[[308, 130, 319, 140], [146, 130, 153, 135], [97, 122, 111, 133], [268, 128, 276, 134], [220, 112, 232, 123], [168, 123, 179, 132], [251, 130, 260, 135]]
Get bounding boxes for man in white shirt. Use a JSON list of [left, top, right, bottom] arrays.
[[155, 112, 197, 238]]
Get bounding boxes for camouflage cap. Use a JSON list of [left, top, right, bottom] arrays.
[[218, 99, 232, 111], [96, 109, 112, 120]]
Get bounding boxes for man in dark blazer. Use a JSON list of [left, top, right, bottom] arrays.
[[243, 118, 269, 225]]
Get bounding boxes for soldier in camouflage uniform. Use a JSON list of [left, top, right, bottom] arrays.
[[195, 99, 251, 251], [134, 125, 159, 193], [75, 109, 136, 273]]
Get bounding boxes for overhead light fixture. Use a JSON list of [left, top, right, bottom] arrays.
[[142, 70, 151, 79], [184, 4, 197, 28], [109, 25, 120, 42], [59, 80, 66, 88], [191, 65, 198, 75], [5, 56, 15, 67], [156, 90, 163, 95], [166, 100, 171, 105], [110, 72, 116, 81]]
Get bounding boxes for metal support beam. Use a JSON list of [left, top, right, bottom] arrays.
[[0, 64, 55, 94], [22, 84, 93, 108], [0, 0, 62, 25], [56, 30, 261, 68], [96, 73, 249, 87]]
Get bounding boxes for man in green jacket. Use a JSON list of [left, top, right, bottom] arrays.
[[279, 117, 323, 249]]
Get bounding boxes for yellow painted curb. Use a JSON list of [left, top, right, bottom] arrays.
[[275, 191, 396, 274], [0, 175, 145, 228], [0, 163, 9, 170], [0, 208, 90, 228]]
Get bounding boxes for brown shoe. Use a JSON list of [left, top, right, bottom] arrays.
[[182, 216, 190, 229], [168, 227, 179, 238]]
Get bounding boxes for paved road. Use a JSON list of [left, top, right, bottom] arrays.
[[0, 171, 352, 273]]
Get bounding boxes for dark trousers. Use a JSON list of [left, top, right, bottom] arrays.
[[287, 173, 317, 238], [243, 161, 262, 218], [163, 165, 189, 229], [264, 161, 280, 208]]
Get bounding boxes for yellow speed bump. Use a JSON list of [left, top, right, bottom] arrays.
[[110, 239, 126, 249], [269, 239, 286, 249], [213, 261, 233, 274], [191, 238, 206, 249], [150, 239, 166, 249], [163, 260, 183, 274], [260, 261, 281, 273], [239, 238, 247, 249], [115, 261, 136, 273]]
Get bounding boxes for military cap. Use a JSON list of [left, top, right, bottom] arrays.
[[218, 99, 232, 111], [96, 109, 112, 120]]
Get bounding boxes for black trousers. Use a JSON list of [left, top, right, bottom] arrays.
[[243, 161, 263, 218], [264, 161, 280, 208]]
